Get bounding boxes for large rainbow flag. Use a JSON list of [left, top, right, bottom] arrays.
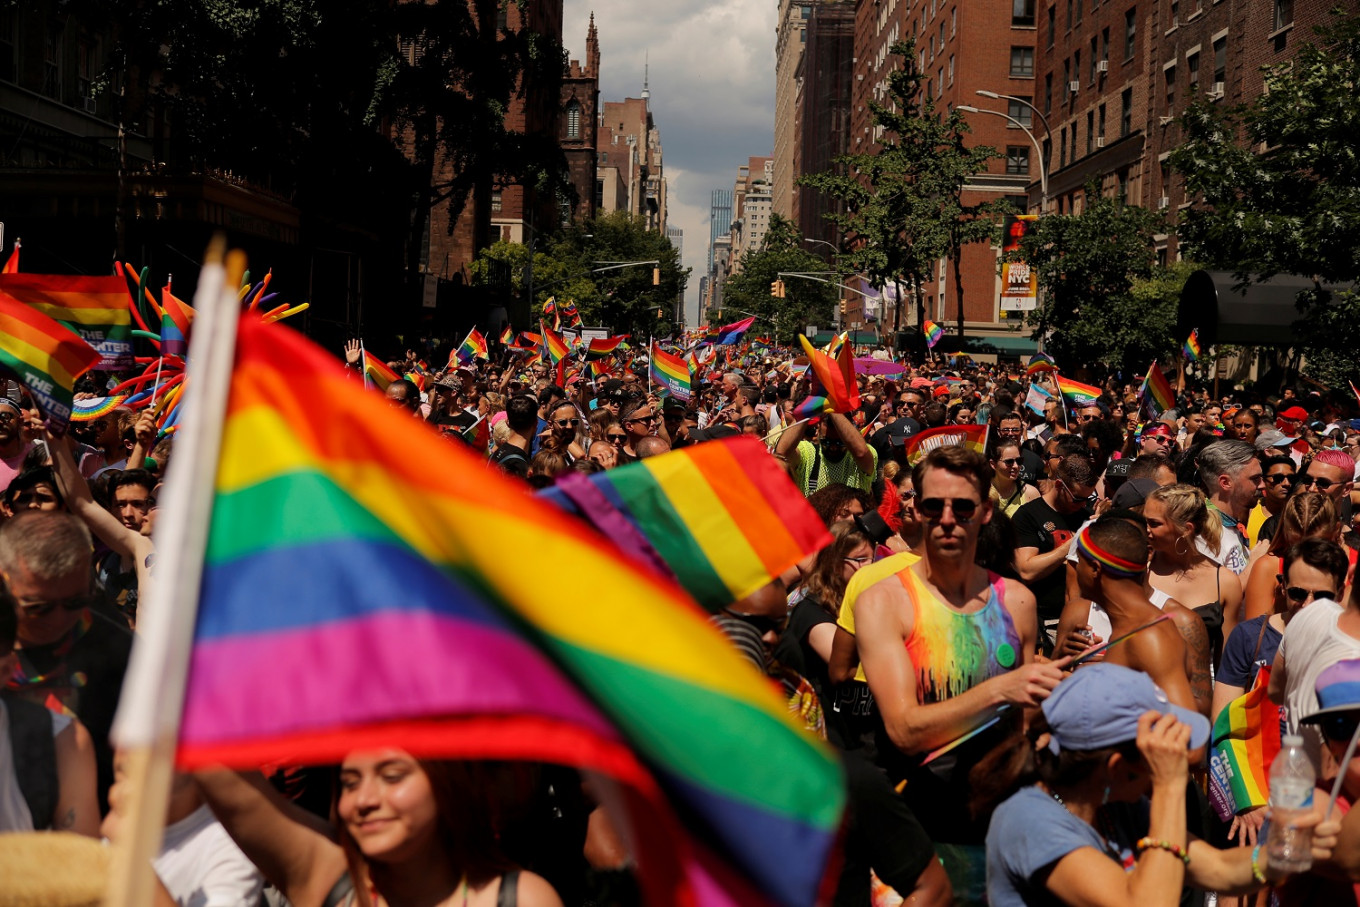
[[922, 320, 944, 349], [539, 439, 831, 611], [141, 315, 842, 906], [0, 291, 102, 433], [649, 342, 692, 401], [1208, 668, 1280, 820], [1055, 375, 1102, 407], [585, 336, 626, 361], [0, 273, 133, 369], [901, 424, 989, 467]]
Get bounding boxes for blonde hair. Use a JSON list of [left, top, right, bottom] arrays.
[[1146, 483, 1222, 554], [1268, 491, 1338, 557]]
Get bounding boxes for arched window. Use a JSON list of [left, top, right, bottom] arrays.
[[566, 102, 581, 139]]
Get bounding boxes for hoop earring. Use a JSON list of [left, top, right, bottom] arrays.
[[1174, 535, 1190, 557]]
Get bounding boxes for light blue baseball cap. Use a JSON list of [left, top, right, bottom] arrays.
[[1043, 663, 1210, 754]]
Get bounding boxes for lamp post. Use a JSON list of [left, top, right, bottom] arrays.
[[801, 237, 838, 256], [957, 104, 1048, 211], [977, 90, 1051, 212]]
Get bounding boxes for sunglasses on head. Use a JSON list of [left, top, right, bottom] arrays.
[[722, 607, 787, 637], [1279, 583, 1337, 604], [916, 497, 979, 522]]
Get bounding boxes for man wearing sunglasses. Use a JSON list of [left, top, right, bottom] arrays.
[[1268, 539, 1359, 771], [1014, 454, 1098, 646], [853, 446, 1053, 896], [1296, 448, 1355, 522], [1246, 455, 1296, 548]]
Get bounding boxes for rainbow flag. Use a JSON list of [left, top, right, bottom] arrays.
[[588, 360, 612, 380], [71, 395, 129, 421], [1056, 375, 1102, 407], [791, 395, 831, 419], [799, 334, 859, 413], [540, 438, 831, 610], [649, 343, 692, 401], [1025, 352, 1056, 377], [0, 292, 101, 434], [0, 273, 133, 370], [499, 325, 514, 345], [2, 239, 18, 273], [901, 424, 989, 467], [1184, 329, 1202, 362], [460, 415, 490, 454], [714, 316, 756, 346], [585, 336, 626, 361], [561, 301, 583, 329], [145, 314, 843, 907], [1208, 668, 1280, 819], [1139, 362, 1175, 417], [361, 349, 400, 391], [161, 309, 188, 358], [451, 328, 489, 366], [922, 320, 944, 349], [541, 324, 571, 364]]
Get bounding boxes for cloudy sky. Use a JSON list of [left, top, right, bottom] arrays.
[[563, 0, 775, 325]]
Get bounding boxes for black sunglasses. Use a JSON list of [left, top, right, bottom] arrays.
[[606, 433, 627, 442], [553, 419, 580, 428], [996, 457, 1022, 466], [1297, 476, 1340, 491], [722, 607, 788, 637], [1320, 713, 1360, 743], [1263, 473, 1295, 486], [916, 497, 979, 522], [1282, 585, 1337, 604]]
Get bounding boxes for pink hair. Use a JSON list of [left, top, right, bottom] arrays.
[[1312, 448, 1355, 474]]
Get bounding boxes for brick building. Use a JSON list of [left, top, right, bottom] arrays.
[[594, 91, 668, 232], [796, 2, 856, 256], [847, 0, 1041, 351], [554, 14, 600, 228]]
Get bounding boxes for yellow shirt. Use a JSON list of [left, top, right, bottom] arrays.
[[836, 551, 921, 682]]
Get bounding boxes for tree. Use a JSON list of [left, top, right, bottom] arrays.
[[718, 216, 838, 344], [797, 37, 1003, 352], [1009, 185, 1170, 370], [1170, 9, 1360, 386]]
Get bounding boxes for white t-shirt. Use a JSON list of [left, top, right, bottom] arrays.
[[1276, 598, 1360, 769], [0, 699, 71, 832], [154, 804, 264, 907]]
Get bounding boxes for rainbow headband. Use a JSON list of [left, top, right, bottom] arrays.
[[1075, 525, 1145, 579]]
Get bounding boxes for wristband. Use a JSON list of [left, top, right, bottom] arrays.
[[1250, 844, 1266, 884], [1135, 837, 1190, 866]]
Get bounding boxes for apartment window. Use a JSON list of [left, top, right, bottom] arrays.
[[1047, 6, 1056, 47], [802, 4, 812, 18], [1074, 50, 1081, 89], [566, 102, 581, 139], [1063, 58, 1071, 96], [949, 54, 955, 84], [1076, 0, 1083, 25], [939, 23, 945, 52], [1009, 96, 1033, 128], [1120, 87, 1132, 135], [1124, 8, 1136, 59], [1089, 37, 1098, 82], [1066, 0, 1073, 30], [1187, 51, 1200, 92], [1086, 110, 1095, 153], [1213, 36, 1227, 85], [1006, 145, 1031, 175], [1164, 64, 1176, 112], [1070, 122, 1079, 160], [951, 7, 957, 35], [491, 191, 503, 212], [1101, 28, 1110, 64], [1060, 126, 1068, 166], [1169, 0, 1179, 27], [1044, 73, 1053, 114], [1013, 0, 1036, 27], [1118, 169, 1129, 205], [1274, 0, 1293, 31], [1011, 46, 1035, 77], [938, 67, 945, 95], [595, 180, 604, 208], [1098, 103, 1106, 139], [42, 22, 62, 99], [1042, 137, 1052, 170]]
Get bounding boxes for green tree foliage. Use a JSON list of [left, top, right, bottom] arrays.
[[469, 211, 688, 338], [1170, 9, 1360, 388], [1009, 186, 1170, 369], [797, 37, 1002, 348], [717, 216, 838, 344]]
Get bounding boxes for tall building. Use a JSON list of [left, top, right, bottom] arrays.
[[728, 156, 775, 274], [594, 91, 667, 231], [774, 0, 815, 219], [709, 189, 734, 271], [795, 2, 855, 256], [848, 0, 1039, 349], [556, 14, 601, 228]]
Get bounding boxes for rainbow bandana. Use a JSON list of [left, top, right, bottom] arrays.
[[1075, 525, 1144, 579]]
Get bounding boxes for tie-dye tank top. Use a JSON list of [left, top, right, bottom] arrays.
[[898, 566, 1021, 705]]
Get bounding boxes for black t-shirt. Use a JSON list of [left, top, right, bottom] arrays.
[[1012, 497, 1090, 620], [1019, 447, 1044, 487], [491, 442, 530, 476]]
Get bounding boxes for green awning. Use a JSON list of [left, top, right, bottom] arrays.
[[811, 330, 880, 345]]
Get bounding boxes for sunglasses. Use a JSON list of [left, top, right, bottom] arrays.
[[1058, 479, 1098, 504], [916, 497, 979, 522], [1281, 584, 1337, 604], [1296, 476, 1340, 491], [844, 555, 872, 567], [1320, 713, 1360, 743], [553, 419, 580, 428], [606, 434, 627, 442], [626, 414, 658, 424], [996, 457, 1022, 466], [17, 590, 96, 618], [1263, 473, 1295, 486], [722, 607, 788, 637]]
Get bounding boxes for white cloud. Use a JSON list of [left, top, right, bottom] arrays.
[[564, 0, 775, 322]]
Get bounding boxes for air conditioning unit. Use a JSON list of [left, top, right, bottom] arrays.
[[1207, 81, 1225, 99], [1068, 81, 1081, 92], [1095, 137, 1106, 148], [1097, 60, 1109, 73], [1170, 15, 1180, 29], [82, 96, 97, 114], [1158, 196, 1170, 209], [1160, 115, 1174, 125]]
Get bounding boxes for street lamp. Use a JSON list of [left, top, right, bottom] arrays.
[[976, 90, 1052, 150], [801, 237, 838, 255], [957, 104, 1048, 211]]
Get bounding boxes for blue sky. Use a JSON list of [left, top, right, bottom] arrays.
[[563, 0, 776, 324]]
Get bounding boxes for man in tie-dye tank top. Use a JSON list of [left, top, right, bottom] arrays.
[[855, 446, 1067, 906]]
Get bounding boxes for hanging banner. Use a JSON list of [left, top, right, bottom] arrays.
[[1000, 214, 1039, 312]]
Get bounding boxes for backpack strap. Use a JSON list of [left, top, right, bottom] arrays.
[[496, 870, 521, 907], [3, 695, 57, 830]]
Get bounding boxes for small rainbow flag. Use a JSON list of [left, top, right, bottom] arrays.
[[498, 324, 514, 345], [161, 309, 188, 358], [361, 349, 400, 391], [561, 301, 583, 328], [0, 273, 133, 370], [923, 320, 944, 349], [799, 334, 859, 413], [791, 394, 831, 419], [0, 291, 102, 434], [450, 327, 489, 366], [901, 423, 989, 467], [404, 370, 429, 393], [1056, 375, 1103, 406], [129, 314, 844, 907], [1184, 329, 1202, 362], [584, 336, 625, 361], [541, 323, 571, 364], [714, 315, 756, 346], [1025, 352, 1057, 377], [1139, 361, 1176, 417], [649, 342, 691, 401], [1208, 669, 1280, 819], [71, 395, 129, 421], [540, 438, 831, 610]]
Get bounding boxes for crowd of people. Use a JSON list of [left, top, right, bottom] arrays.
[[10, 332, 1360, 907]]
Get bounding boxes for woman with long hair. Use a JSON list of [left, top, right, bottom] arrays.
[[540, 401, 586, 464], [975, 664, 1333, 906], [1241, 492, 1338, 623], [988, 440, 1040, 517], [1144, 484, 1244, 665]]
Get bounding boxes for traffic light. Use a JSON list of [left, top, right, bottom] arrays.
[[653, 267, 661, 286], [839, 301, 847, 316], [770, 279, 786, 298]]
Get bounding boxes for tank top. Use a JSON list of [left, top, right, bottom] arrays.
[[898, 567, 1021, 705]]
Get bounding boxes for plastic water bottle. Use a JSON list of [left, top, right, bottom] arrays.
[[1266, 735, 1316, 874]]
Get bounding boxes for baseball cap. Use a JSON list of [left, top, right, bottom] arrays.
[[1111, 477, 1160, 510], [1279, 406, 1309, 422], [884, 418, 919, 447], [1042, 663, 1210, 754], [1301, 658, 1360, 726], [1254, 429, 1297, 450], [1105, 460, 1131, 480]]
